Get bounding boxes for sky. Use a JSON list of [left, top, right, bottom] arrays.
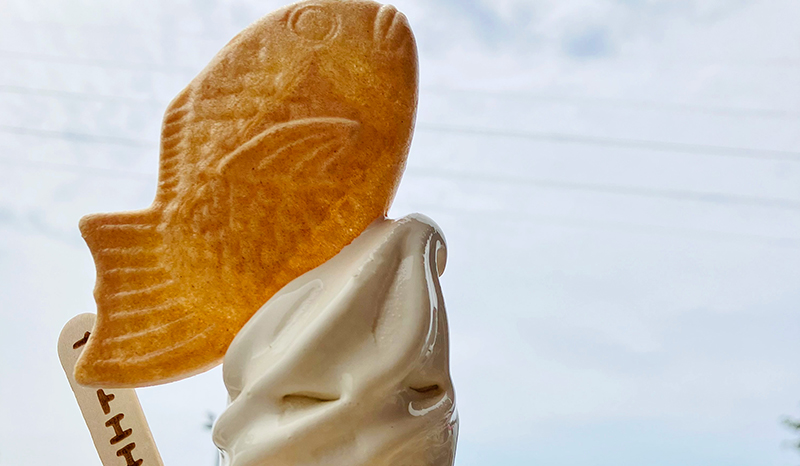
[[1, 0, 800, 465]]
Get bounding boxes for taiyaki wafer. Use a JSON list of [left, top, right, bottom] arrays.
[[75, 0, 418, 387]]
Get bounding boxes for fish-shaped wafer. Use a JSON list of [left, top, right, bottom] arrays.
[[75, 0, 418, 387]]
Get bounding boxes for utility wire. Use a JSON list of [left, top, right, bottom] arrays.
[[0, 125, 154, 147], [3, 155, 798, 247], [0, 50, 197, 73], [2, 148, 798, 213], [3, 49, 800, 121], [415, 123, 800, 163], [4, 24, 800, 69], [424, 87, 800, 121], [3, 121, 797, 164], [0, 19, 226, 40], [3, 156, 796, 248], [0, 155, 152, 180], [405, 168, 800, 212], [3, 80, 799, 122], [412, 203, 800, 249], [0, 84, 165, 105]]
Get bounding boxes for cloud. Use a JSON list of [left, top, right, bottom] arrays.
[[563, 26, 612, 58]]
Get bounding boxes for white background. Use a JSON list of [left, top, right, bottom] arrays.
[[0, 0, 799, 465]]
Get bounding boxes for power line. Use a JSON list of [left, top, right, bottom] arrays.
[[4, 21, 800, 69], [0, 125, 154, 147], [1, 146, 797, 213], [3, 154, 796, 248], [0, 50, 197, 74], [2, 49, 800, 122], [423, 87, 800, 121], [0, 19, 225, 40], [405, 168, 800, 212], [0, 155, 153, 180], [4, 154, 799, 248], [4, 119, 797, 165], [411, 203, 800, 249], [0, 84, 165, 105], [415, 123, 800, 163], [3, 80, 799, 123]]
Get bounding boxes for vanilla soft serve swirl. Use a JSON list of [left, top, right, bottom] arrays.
[[213, 214, 458, 466]]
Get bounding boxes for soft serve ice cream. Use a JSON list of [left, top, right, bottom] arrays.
[[213, 214, 458, 466]]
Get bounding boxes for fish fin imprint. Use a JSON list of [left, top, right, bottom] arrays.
[[74, 306, 215, 388], [75, 209, 217, 387], [155, 89, 192, 205], [217, 117, 360, 178]]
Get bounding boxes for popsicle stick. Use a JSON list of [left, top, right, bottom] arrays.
[[58, 313, 165, 466]]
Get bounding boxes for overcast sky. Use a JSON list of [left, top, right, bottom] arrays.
[[1, 0, 799, 465]]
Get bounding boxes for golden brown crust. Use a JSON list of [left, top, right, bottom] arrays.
[[74, 0, 418, 387]]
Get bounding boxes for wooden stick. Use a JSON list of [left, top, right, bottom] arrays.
[[58, 313, 165, 466]]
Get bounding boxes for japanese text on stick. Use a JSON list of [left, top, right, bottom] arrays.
[[75, 333, 145, 466]]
